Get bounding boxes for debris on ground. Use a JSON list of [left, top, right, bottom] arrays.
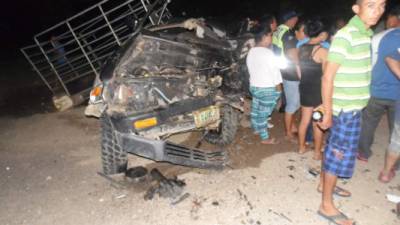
[[268, 209, 293, 223], [387, 194, 400, 203], [287, 165, 295, 171], [237, 189, 253, 210], [308, 168, 320, 177], [190, 196, 207, 220], [125, 166, 148, 183], [144, 168, 186, 201], [171, 192, 190, 205]]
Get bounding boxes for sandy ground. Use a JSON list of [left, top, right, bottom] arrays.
[[0, 105, 399, 225]]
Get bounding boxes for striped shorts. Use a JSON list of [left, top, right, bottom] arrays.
[[250, 86, 280, 140], [323, 111, 361, 178]]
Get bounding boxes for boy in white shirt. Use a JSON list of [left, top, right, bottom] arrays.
[[246, 26, 283, 144]]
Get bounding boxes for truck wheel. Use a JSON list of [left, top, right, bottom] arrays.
[[100, 114, 127, 175], [204, 105, 240, 146]]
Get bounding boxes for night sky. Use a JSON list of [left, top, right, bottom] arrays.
[[0, 0, 397, 58]]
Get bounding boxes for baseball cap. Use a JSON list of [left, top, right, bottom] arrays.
[[282, 10, 299, 22]]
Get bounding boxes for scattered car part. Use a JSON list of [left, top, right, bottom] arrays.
[[125, 166, 148, 182], [144, 168, 186, 200]]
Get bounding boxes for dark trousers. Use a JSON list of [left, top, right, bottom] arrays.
[[358, 97, 396, 158]]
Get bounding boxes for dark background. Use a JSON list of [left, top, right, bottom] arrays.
[[1, 0, 397, 58], [0, 0, 397, 116]]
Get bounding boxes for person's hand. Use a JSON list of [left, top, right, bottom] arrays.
[[318, 112, 332, 130]]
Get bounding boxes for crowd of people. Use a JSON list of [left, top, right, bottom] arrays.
[[245, 0, 399, 224]]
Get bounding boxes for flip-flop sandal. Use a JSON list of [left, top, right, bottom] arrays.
[[317, 186, 351, 198], [333, 185, 352, 197], [356, 153, 368, 162], [317, 210, 356, 225]]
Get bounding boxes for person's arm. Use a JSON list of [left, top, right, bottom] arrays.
[[286, 48, 301, 79], [318, 61, 340, 130], [314, 47, 328, 71], [385, 56, 400, 79], [317, 29, 349, 129]]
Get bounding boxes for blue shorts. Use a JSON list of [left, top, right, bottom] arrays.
[[282, 80, 300, 114], [324, 111, 361, 178]]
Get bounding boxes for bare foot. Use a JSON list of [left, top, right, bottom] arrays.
[[284, 135, 298, 144], [298, 148, 307, 154], [313, 152, 322, 160], [261, 137, 279, 145], [305, 142, 314, 149]]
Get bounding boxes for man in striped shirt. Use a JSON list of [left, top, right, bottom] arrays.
[[317, 0, 386, 224]]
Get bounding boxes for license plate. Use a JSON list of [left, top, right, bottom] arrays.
[[193, 106, 220, 128]]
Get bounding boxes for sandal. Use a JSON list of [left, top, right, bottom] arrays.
[[317, 210, 355, 225], [356, 153, 368, 162], [317, 185, 351, 198], [378, 169, 396, 183]]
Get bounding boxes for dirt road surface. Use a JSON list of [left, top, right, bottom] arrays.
[[0, 104, 399, 225]]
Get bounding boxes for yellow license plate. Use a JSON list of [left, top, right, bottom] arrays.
[[193, 106, 220, 128]]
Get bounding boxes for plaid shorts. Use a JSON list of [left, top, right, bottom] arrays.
[[323, 111, 362, 178]]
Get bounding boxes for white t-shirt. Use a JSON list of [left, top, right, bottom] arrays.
[[246, 47, 282, 88]]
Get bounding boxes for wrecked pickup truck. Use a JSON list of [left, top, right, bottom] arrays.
[[86, 18, 251, 174]]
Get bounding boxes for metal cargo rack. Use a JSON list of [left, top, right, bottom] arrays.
[[21, 0, 172, 110]]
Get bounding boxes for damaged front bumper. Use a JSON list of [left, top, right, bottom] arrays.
[[117, 132, 225, 169]]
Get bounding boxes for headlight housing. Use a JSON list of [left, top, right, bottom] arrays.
[[89, 84, 104, 104]]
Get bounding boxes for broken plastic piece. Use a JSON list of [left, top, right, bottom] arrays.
[[386, 194, 400, 203], [125, 166, 148, 182]]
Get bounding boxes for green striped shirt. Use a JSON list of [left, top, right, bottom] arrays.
[[328, 15, 374, 115]]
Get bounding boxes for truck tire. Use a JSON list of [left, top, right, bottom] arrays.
[[100, 114, 127, 175], [204, 105, 240, 146]]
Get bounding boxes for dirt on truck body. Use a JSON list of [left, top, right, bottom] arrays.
[[86, 17, 252, 174]]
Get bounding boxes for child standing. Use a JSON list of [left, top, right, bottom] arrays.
[[246, 26, 282, 144]]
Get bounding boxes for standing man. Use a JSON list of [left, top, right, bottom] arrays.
[[358, 5, 400, 162], [318, 0, 386, 224], [272, 10, 300, 142], [377, 26, 400, 183]]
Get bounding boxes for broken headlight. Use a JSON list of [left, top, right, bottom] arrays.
[[89, 84, 104, 104]]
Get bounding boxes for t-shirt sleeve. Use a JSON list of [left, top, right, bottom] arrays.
[[384, 31, 400, 61], [327, 29, 351, 65], [386, 48, 400, 61]]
